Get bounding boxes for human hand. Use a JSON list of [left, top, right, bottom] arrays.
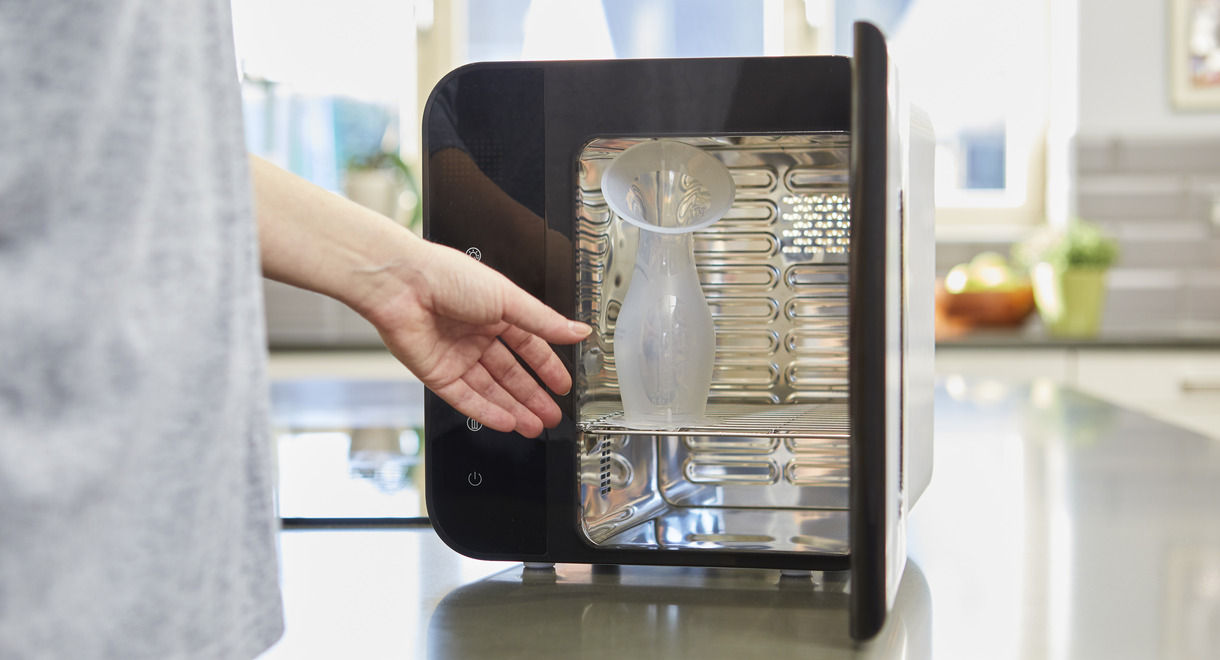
[[249, 155, 587, 436], [364, 241, 590, 437]]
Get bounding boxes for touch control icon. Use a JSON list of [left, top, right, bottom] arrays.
[[466, 471, 483, 487]]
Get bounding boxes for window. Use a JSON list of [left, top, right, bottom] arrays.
[[460, 0, 769, 62], [432, 0, 1054, 230], [234, 0, 1057, 232], [232, 0, 420, 228], [834, 0, 1054, 230]]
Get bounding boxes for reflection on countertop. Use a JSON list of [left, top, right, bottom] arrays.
[[428, 561, 929, 659], [914, 378, 1220, 659], [261, 378, 1220, 659], [271, 379, 427, 520]]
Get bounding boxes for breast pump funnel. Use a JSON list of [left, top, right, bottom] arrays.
[[601, 140, 735, 428]]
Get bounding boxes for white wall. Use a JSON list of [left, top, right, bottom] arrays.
[[1078, 0, 1220, 137]]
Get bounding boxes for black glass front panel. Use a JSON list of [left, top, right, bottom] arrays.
[[425, 66, 548, 294], [425, 391, 548, 557], [848, 21, 902, 640], [424, 56, 856, 573]]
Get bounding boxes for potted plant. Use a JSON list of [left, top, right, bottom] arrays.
[[1013, 219, 1119, 337], [344, 149, 422, 233]]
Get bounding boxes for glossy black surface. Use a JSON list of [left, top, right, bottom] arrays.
[[425, 390, 549, 557], [424, 54, 857, 571], [848, 21, 892, 640]]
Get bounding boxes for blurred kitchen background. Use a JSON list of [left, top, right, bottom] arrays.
[[235, 0, 1220, 519]]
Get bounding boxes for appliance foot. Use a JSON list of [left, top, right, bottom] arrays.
[[822, 570, 850, 592]]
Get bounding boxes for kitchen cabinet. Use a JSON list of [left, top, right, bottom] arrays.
[[934, 348, 1073, 384], [266, 349, 411, 381], [1074, 350, 1220, 440], [937, 346, 1220, 439]]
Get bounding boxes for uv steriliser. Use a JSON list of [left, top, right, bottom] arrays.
[[422, 23, 933, 639]]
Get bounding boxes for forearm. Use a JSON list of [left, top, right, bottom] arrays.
[[249, 155, 424, 319], [248, 155, 589, 435]]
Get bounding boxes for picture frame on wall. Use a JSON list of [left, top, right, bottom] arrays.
[[1171, 0, 1220, 109]]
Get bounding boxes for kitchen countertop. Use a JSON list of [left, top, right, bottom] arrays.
[[937, 323, 1220, 349], [260, 379, 1220, 659]]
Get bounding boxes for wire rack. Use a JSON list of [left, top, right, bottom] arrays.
[[578, 402, 849, 439]]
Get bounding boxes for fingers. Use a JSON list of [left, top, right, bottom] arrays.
[[430, 339, 564, 437], [480, 339, 563, 426], [465, 360, 546, 437], [431, 378, 518, 434], [499, 285, 592, 346], [500, 325, 573, 396], [450, 359, 547, 438]]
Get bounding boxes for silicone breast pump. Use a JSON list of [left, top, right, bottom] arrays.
[[601, 140, 735, 428]]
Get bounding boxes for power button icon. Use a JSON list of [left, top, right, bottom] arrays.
[[467, 471, 483, 487]]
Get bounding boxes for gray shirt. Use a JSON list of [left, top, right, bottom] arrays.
[[0, 2, 283, 657]]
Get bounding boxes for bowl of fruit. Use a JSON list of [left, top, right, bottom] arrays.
[[936, 252, 1036, 334]]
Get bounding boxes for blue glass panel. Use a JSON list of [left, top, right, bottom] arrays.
[[602, 0, 764, 58], [467, 0, 532, 61], [960, 127, 1005, 190]]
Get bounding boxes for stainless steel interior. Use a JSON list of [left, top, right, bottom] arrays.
[[574, 134, 854, 555]]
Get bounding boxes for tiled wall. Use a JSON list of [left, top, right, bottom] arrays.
[[1075, 136, 1220, 329], [934, 136, 1220, 332]]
